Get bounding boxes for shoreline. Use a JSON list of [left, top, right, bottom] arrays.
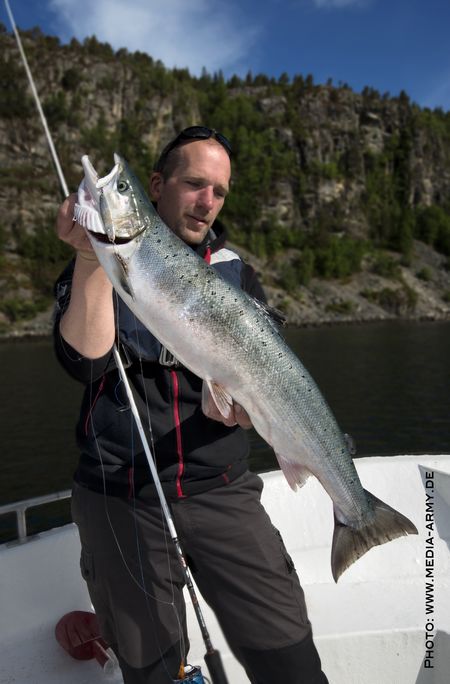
[[1, 309, 450, 344]]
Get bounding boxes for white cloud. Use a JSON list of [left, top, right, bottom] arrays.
[[49, 0, 260, 75]]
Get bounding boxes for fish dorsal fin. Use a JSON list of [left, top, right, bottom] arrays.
[[202, 380, 234, 420], [251, 298, 287, 328]]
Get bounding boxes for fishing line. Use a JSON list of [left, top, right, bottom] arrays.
[[55, 247, 194, 675], [117, 304, 180, 605], [112, 292, 179, 610], [56, 247, 188, 673], [113, 338, 188, 675], [111, 301, 188, 673], [88, 366, 186, 683]]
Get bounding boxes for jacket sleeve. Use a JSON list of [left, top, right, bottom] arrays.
[[53, 260, 115, 384]]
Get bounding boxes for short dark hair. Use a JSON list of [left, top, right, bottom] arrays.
[[154, 126, 231, 178]]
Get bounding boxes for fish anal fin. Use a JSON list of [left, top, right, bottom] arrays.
[[331, 490, 418, 582], [203, 380, 233, 419], [275, 454, 312, 492]]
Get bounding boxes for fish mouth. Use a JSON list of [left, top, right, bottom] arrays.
[[77, 153, 144, 243], [82, 152, 122, 204], [73, 155, 116, 241]]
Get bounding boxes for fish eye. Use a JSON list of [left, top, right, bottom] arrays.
[[117, 179, 129, 193]]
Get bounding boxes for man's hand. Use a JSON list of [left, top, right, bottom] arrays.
[[202, 382, 252, 429], [56, 193, 94, 253]]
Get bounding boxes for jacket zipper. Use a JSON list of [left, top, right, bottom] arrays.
[[171, 369, 185, 498]]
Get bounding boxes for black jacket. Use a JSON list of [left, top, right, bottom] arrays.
[[53, 224, 266, 501]]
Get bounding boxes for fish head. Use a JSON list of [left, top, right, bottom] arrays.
[[81, 153, 152, 243]]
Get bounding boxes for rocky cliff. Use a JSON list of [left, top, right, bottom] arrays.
[[1, 26, 450, 336]]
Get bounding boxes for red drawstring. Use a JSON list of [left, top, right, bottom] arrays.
[[84, 376, 106, 436], [171, 370, 185, 498]]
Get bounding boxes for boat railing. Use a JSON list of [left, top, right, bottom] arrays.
[[0, 489, 72, 543]]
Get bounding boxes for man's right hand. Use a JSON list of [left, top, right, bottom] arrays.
[[57, 194, 115, 359]]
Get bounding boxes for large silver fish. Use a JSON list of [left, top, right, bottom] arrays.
[[77, 153, 417, 581]]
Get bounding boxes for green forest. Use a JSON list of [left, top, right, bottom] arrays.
[[1, 25, 450, 327]]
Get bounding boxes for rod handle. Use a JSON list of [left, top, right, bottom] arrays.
[[204, 650, 229, 684]]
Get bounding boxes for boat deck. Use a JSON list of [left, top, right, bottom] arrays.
[[1, 455, 449, 683]]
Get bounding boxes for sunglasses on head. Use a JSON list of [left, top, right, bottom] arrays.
[[154, 126, 232, 172]]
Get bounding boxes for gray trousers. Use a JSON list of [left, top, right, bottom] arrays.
[[72, 471, 326, 683]]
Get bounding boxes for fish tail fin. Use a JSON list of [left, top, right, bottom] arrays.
[[331, 490, 418, 583]]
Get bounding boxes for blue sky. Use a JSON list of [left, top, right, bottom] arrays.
[[2, 0, 450, 111]]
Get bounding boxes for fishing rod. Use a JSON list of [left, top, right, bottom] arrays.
[[4, 0, 68, 199], [4, 2, 228, 682]]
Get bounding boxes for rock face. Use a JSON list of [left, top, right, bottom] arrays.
[[1, 27, 450, 336], [232, 241, 450, 327]]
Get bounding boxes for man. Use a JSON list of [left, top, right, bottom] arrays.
[[54, 126, 328, 684]]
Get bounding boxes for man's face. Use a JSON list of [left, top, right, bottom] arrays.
[[149, 140, 231, 245]]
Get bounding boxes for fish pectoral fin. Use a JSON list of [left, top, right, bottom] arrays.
[[203, 379, 234, 420], [331, 490, 418, 582], [111, 252, 134, 299], [275, 454, 312, 492]]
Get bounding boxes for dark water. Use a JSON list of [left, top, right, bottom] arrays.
[[249, 319, 450, 471], [1, 320, 450, 538]]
